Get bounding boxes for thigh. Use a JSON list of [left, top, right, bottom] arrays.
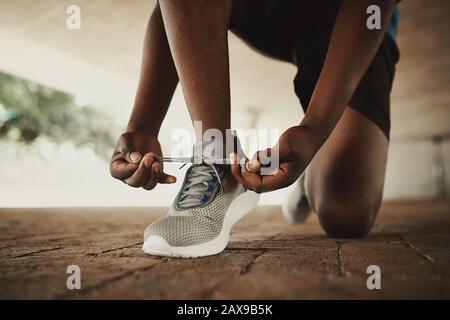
[[305, 107, 388, 233], [293, 2, 399, 140]]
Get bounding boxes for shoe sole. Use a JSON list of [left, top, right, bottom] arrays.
[[281, 181, 300, 224], [142, 189, 260, 258], [281, 182, 311, 224]]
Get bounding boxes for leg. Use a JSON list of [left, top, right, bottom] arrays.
[[305, 107, 388, 238], [158, 0, 233, 137], [110, 3, 179, 188]]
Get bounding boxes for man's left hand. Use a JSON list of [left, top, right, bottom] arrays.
[[230, 125, 318, 193]]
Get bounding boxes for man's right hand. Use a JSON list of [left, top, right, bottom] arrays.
[[110, 131, 176, 190]]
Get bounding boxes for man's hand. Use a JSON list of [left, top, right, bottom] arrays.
[[110, 131, 176, 190], [230, 126, 319, 193]]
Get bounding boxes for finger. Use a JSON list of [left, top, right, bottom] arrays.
[[230, 152, 263, 192], [241, 164, 264, 192], [254, 147, 282, 176], [254, 148, 273, 167], [230, 151, 264, 192], [263, 164, 280, 176], [140, 152, 158, 168], [129, 151, 142, 163], [151, 156, 176, 184], [143, 161, 162, 190], [141, 152, 164, 189], [256, 165, 294, 192], [230, 152, 247, 187], [259, 174, 290, 192], [110, 157, 139, 180], [125, 157, 152, 187], [140, 153, 161, 189], [245, 158, 261, 173], [158, 172, 177, 184]]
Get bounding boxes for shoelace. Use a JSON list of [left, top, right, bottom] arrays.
[[177, 164, 224, 208]]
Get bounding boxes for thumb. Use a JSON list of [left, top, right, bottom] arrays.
[[158, 172, 177, 184], [245, 158, 261, 173], [128, 151, 142, 163]]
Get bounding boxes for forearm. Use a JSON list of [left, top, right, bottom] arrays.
[[128, 3, 179, 136], [300, 0, 395, 147]]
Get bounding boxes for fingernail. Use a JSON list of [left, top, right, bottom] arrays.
[[168, 176, 176, 183], [130, 152, 141, 162], [246, 159, 261, 172]]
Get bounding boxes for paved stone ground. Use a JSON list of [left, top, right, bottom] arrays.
[[0, 200, 449, 299]]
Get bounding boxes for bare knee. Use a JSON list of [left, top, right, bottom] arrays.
[[315, 200, 380, 238]]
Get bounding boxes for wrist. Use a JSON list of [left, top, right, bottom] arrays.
[[299, 117, 334, 148], [127, 102, 164, 137], [126, 120, 160, 137], [293, 124, 325, 150]]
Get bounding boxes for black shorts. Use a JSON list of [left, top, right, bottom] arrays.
[[229, 0, 400, 139]]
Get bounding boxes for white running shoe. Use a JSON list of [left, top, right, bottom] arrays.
[[143, 163, 259, 258], [281, 173, 312, 224]]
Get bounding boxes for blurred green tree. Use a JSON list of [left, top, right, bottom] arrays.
[[0, 72, 117, 159]]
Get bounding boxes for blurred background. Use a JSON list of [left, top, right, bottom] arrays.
[[0, 0, 449, 207]]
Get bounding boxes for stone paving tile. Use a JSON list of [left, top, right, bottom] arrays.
[[0, 200, 449, 299]]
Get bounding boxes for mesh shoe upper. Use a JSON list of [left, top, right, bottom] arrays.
[[144, 164, 244, 246]]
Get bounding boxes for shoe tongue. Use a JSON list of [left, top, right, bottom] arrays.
[[193, 130, 243, 165], [177, 135, 237, 209], [192, 137, 226, 164]]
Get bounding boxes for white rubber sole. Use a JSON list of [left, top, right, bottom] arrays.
[[142, 189, 260, 258]]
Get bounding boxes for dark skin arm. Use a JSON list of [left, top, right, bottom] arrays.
[[110, 3, 178, 188], [231, 0, 396, 193]]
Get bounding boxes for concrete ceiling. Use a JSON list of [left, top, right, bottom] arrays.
[[0, 0, 449, 140]]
